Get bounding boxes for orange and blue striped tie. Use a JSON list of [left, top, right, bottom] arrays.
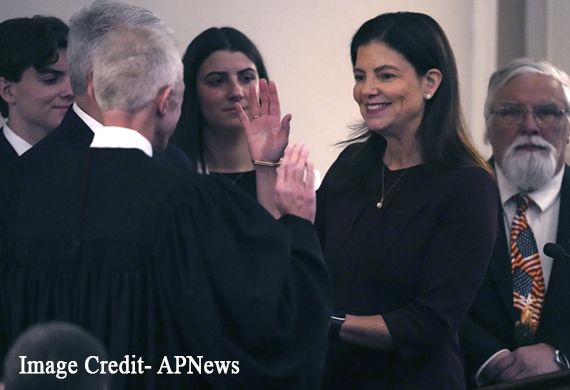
[[511, 194, 545, 339]]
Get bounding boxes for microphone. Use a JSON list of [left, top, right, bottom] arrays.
[[543, 242, 570, 260]]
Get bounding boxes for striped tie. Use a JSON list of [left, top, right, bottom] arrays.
[[511, 194, 545, 339]]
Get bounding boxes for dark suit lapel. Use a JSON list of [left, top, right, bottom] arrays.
[[554, 166, 570, 251], [488, 205, 517, 320], [58, 108, 94, 148], [541, 166, 570, 321], [0, 127, 19, 162], [486, 158, 517, 320]]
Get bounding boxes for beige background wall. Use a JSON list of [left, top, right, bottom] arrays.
[[0, 0, 507, 174]]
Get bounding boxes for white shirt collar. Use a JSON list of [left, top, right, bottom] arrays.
[[90, 126, 153, 157], [72, 102, 103, 134], [495, 163, 564, 212], [3, 123, 33, 156]]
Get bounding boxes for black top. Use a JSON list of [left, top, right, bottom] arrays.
[[214, 170, 257, 199], [0, 148, 331, 390], [316, 141, 499, 389]]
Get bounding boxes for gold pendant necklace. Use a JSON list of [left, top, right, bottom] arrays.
[[376, 164, 409, 209]]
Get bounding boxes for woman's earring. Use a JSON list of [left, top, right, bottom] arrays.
[[424, 93, 432, 100]]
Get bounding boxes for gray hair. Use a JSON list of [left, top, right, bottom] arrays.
[[484, 58, 570, 140], [93, 25, 182, 112], [4, 322, 109, 390], [68, 0, 172, 96]]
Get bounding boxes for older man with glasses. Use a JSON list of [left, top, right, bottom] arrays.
[[460, 58, 570, 387]]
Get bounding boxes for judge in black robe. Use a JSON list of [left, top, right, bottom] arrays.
[[1, 139, 330, 390], [0, 23, 330, 390]]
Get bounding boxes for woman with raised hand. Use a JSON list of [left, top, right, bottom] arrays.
[[173, 27, 290, 198]]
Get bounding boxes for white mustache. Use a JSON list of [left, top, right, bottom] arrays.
[[509, 135, 555, 152]]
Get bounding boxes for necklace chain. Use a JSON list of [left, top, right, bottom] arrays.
[[376, 164, 408, 209], [230, 172, 246, 184]]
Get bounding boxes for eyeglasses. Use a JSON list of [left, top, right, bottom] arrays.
[[491, 105, 569, 126]]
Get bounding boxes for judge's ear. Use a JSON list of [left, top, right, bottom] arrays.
[[0, 77, 17, 105], [86, 72, 96, 101], [156, 86, 174, 117], [422, 69, 443, 100]]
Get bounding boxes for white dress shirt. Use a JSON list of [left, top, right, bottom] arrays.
[[90, 126, 153, 158], [3, 124, 32, 156], [73, 102, 104, 134]]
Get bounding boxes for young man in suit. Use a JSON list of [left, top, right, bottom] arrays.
[[460, 58, 570, 387], [0, 16, 71, 166], [1, 9, 329, 390]]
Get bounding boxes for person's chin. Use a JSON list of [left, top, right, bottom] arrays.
[[46, 117, 65, 132], [219, 120, 243, 132], [365, 119, 387, 131]]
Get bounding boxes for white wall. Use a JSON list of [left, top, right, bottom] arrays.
[[0, 0, 498, 174], [526, 0, 570, 74]]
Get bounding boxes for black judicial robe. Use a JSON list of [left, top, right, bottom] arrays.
[[0, 147, 330, 390], [23, 107, 195, 172], [0, 109, 194, 238]]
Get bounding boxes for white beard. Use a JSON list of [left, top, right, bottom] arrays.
[[499, 135, 558, 192]]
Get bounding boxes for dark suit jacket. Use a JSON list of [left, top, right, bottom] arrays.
[[24, 107, 194, 172], [0, 128, 19, 224], [460, 165, 570, 387], [316, 141, 499, 389], [0, 128, 18, 167]]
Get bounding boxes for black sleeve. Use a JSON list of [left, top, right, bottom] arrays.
[[157, 174, 331, 388], [460, 314, 508, 385]]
